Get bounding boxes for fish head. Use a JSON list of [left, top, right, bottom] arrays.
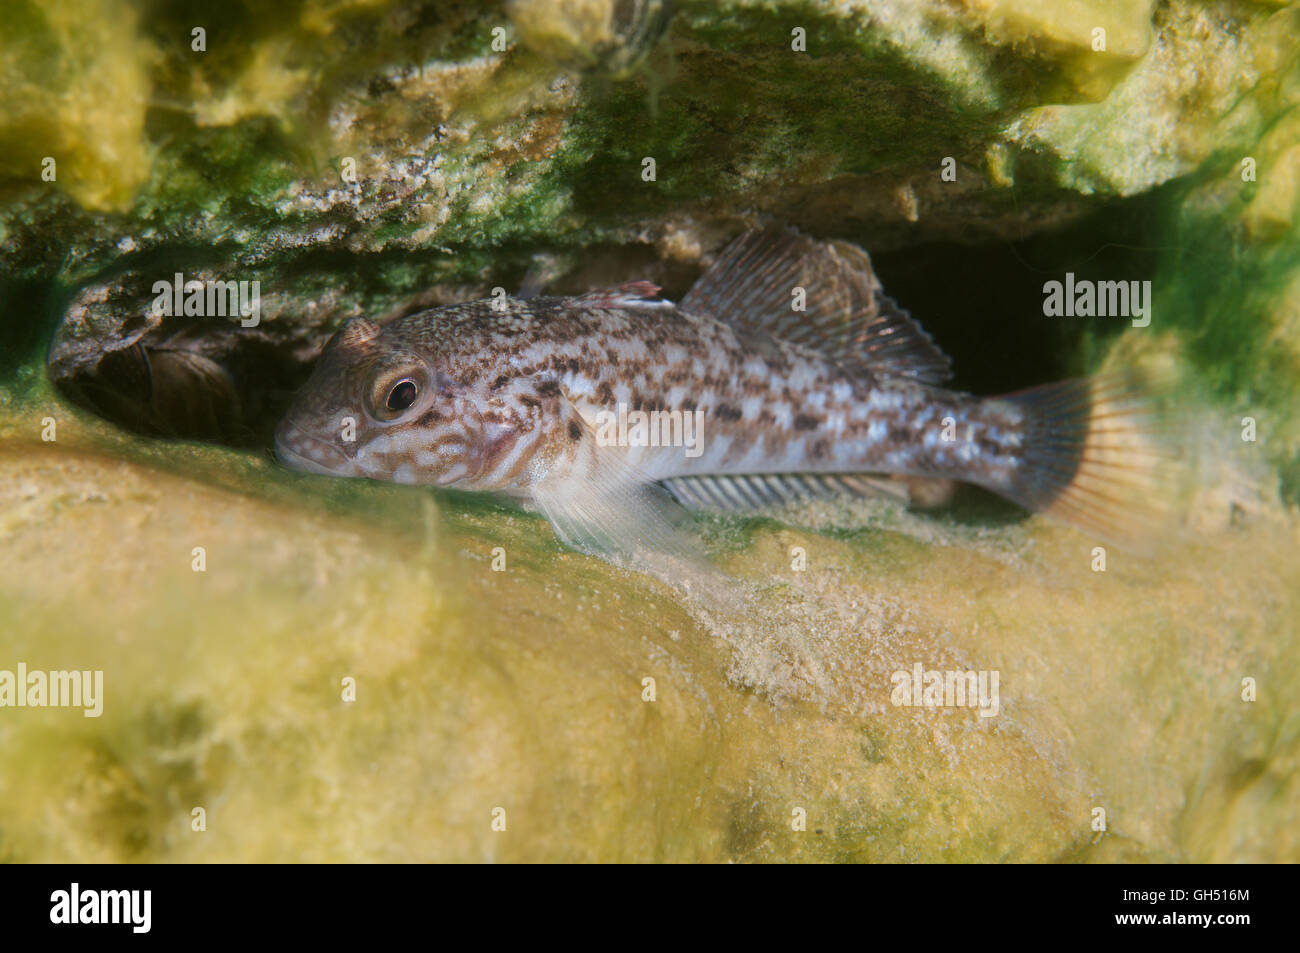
[[274, 317, 486, 486]]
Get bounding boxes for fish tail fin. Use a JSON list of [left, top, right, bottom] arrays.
[[995, 372, 1181, 548]]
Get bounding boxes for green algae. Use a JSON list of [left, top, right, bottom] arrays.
[[1, 0, 1299, 862]]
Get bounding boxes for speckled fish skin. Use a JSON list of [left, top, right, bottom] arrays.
[[276, 297, 1016, 486], [275, 228, 1164, 557]]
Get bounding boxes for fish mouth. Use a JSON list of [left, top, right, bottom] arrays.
[[274, 418, 360, 477]]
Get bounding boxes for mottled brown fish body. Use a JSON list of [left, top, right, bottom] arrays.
[[277, 229, 1168, 565]]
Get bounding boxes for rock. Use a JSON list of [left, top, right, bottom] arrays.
[[1, 0, 1292, 470], [1, 0, 1299, 862], [0, 405, 1296, 861]]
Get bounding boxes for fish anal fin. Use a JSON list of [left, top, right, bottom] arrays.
[[681, 227, 952, 385], [662, 472, 912, 512]]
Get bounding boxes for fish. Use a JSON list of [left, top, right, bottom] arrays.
[[274, 228, 1172, 571]]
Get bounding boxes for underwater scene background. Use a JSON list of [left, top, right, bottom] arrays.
[[0, 0, 1298, 862]]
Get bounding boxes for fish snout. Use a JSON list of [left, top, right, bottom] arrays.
[[274, 416, 359, 477]]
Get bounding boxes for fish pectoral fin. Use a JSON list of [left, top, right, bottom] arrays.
[[681, 227, 952, 385], [532, 472, 700, 568], [529, 404, 707, 576]]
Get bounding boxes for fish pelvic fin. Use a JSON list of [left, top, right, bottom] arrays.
[[681, 227, 952, 385], [528, 399, 712, 582], [995, 372, 1183, 550]]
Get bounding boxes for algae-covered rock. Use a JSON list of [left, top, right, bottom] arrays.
[[0, 0, 1293, 467], [0, 397, 1294, 858], [1, 405, 1296, 863], [1, 0, 1298, 862]]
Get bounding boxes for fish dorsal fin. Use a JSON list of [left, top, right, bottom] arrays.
[[680, 228, 953, 385], [569, 280, 672, 310]]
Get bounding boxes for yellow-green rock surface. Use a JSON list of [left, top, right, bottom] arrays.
[[1, 388, 1296, 862]]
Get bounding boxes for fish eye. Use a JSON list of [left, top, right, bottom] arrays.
[[367, 364, 429, 421], [386, 378, 418, 412]]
